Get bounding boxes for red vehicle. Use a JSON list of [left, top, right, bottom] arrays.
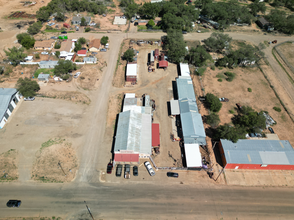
[[107, 162, 113, 174]]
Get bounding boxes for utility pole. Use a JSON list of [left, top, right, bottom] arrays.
[[58, 161, 66, 176], [84, 201, 95, 220]]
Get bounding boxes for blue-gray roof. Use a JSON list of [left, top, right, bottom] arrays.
[[178, 98, 198, 113], [38, 73, 50, 79], [0, 88, 17, 121], [176, 76, 196, 101], [221, 139, 294, 165], [39, 61, 58, 65]]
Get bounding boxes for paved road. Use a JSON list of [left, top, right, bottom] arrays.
[[1, 182, 294, 219]]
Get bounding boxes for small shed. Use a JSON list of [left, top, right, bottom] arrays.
[[63, 23, 70, 28], [38, 73, 50, 81], [158, 60, 168, 69], [83, 56, 97, 63], [126, 63, 137, 82], [152, 123, 160, 147], [256, 17, 269, 29], [184, 143, 202, 168], [39, 60, 58, 69], [170, 100, 180, 115], [149, 50, 154, 65], [154, 49, 159, 60], [25, 56, 33, 62], [179, 63, 190, 76]]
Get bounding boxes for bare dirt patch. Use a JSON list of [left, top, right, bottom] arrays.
[[38, 89, 91, 104], [197, 65, 294, 145], [106, 92, 123, 127], [0, 149, 18, 182], [31, 139, 78, 183]]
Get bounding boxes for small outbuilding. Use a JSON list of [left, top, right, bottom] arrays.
[[158, 60, 168, 69], [179, 63, 190, 77], [126, 63, 137, 82], [38, 73, 50, 81], [184, 143, 202, 169], [24, 56, 33, 62], [152, 123, 160, 147], [154, 49, 159, 60], [83, 56, 97, 63], [39, 60, 59, 69], [77, 50, 87, 56]]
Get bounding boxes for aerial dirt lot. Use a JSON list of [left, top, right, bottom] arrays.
[[197, 66, 294, 145], [275, 41, 294, 76], [0, 149, 18, 182], [31, 139, 78, 182]]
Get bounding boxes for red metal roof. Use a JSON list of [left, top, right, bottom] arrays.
[[114, 153, 139, 163], [77, 50, 87, 55], [152, 123, 160, 147], [159, 60, 168, 68], [154, 49, 159, 56], [63, 23, 70, 28]]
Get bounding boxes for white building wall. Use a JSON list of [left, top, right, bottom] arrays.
[[10, 100, 16, 108], [0, 117, 7, 129], [6, 108, 12, 116]]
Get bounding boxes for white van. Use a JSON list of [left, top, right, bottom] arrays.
[[105, 43, 109, 49], [144, 161, 155, 176]]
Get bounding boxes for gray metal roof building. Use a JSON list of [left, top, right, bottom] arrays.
[[39, 61, 59, 69], [220, 139, 294, 165], [0, 88, 19, 129], [176, 76, 196, 101], [179, 98, 206, 145], [114, 110, 152, 156], [38, 73, 50, 81]]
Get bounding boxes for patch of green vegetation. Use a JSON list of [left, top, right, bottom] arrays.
[[211, 66, 215, 70], [224, 71, 235, 82], [248, 87, 252, 92], [196, 67, 206, 76], [41, 138, 65, 150], [216, 72, 225, 79], [217, 78, 222, 82], [229, 109, 235, 114], [34, 68, 55, 78], [115, 42, 125, 76], [138, 25, 147, 30], [108, 8, 115, 13], [273, 106, 282, 112]]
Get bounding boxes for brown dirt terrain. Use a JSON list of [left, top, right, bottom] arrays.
[[38, 89, 91, 104], [0, 149, 18, 182], [198, 66, 294, 145], [0, 218, 62, 220], [106, 92, 123, 127], [31, 139, 78, 182]]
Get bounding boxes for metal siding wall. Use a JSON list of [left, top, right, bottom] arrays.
[[126, 76, 136, 82], [225, 163, 294, 170], [219, 142, 227, 167]]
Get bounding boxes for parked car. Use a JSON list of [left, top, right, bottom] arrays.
[[124, 164, 130, 179], [74, 72, 81, 78], [6, 200, 21, 208], [182, 31, 187, 34], [116, 164, 122, 177], [219, 97, 229, 102], [268, 127, 275, 134], [107, 162, 113, 174], [144, 161, 155, 176], [91, 52, 98, 55], [61, 31, 67, 34], [41, 52, 49, 55], [105, 43, 109, 49], [133, 166, 138, 176], [81, 47, 87, 50], [167, 172, 179, 178], [50, 36, 58, 39], [100, 48, 107, 52], [24, 97, 35, 101]]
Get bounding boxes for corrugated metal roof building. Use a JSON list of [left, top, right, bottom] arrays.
[[179, 63, 190, 77], [126, 63, 137, 82], [176, 76, 196, 101], [0, 88, 21, 129], [219, 139, 294, 170]]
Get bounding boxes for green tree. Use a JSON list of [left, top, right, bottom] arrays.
[[74, 42, 82, 52], [122, 49, 135, 62], [27, 22, 43, 35], [101, 36, 109, 45], [215, 124, 246, 143], [35, 53, 40, 59], [80, 17, 87, 26], [16, 77, 40, 97], [85, 27, 91, 32], [54, 60, 76, 76], [54, 43, 61, 49], [125, 3, 139, 19], [138, 2, 161, 19], [186, 45, 211, 67], [55, 51, 60, 58], [4, 47, 27, 66], [248, 1, 266, 16], [205, 93, 222, 112], [206, 113, 220, 128], [36, 6, 50, 22], [164, 29, 186, 63], [147, 19, 155, 27], [78, 37, 87, 45], [204, 33, 232, 53], [120, 0, 134, 7], [16, 33, 35, 50], [55, 12, 65, 22]]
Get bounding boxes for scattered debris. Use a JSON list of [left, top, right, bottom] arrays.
[[8, 11, 36, 19]]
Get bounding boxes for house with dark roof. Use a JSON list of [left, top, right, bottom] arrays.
[[0, 88, 21, 129], [71, 16, 91, 25], [219, 139, 294, 170]]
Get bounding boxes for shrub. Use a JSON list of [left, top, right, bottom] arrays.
[[211, 66, 215, 70], [273, 106, 281, 112], [206, 113, 220, 128], [224, 71, 235, 82], [85, 27, 91, 32], [248, 88, 252, 92], [54, 43, 61, 49], [46, 25, 53, 30], [196, 67, 206, 76], [229, 109, 235, 114], [217, 78, 222, 82], [35, 53, 40, 59], [205, 93, 222, 112]]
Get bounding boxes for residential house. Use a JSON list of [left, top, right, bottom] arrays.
[[113, 16, 127, 25], [88, 39, 101, 52], [83, 56, 97, 64], [39, 60, 59, 69], [71, 16, 91, 25], [34, 40, 55, 50], [77, 50, 87, 56], [38, 73, 50, 81]]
